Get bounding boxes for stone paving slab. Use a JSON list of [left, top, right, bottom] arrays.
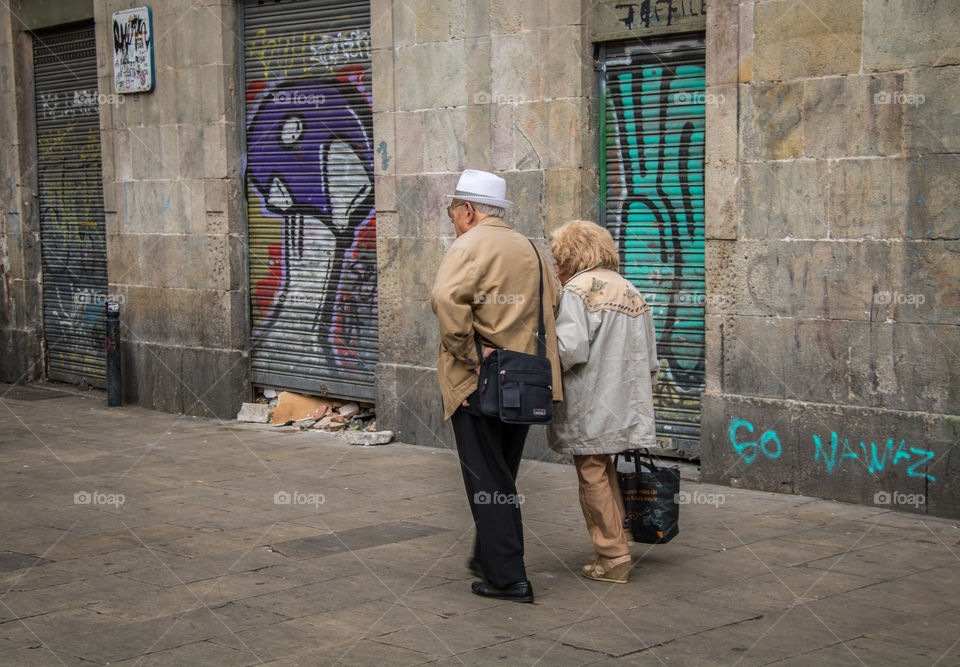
[[1, 384, 958, 665]]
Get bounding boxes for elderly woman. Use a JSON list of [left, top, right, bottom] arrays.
[[547, 220, 659, 584]]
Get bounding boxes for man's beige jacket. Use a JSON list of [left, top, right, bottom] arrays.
[[430, 217, 563, 420]]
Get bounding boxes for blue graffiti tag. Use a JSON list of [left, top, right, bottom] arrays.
[[813, 432, 936, 482], [729, 418, 937, 482], [729, 418, 782, 464]]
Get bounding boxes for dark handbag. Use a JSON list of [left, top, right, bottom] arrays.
[[615, 449, 680, 544], [476, 240, 554, 424]]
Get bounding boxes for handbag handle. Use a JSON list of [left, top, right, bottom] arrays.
[[615, 448, 659, 474]]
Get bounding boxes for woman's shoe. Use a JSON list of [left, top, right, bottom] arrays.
[[581, 555, 631, 583]]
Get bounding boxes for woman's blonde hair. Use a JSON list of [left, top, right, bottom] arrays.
[[550, 220, 619, 276]]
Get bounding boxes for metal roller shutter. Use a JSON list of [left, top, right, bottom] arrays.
[[599, 36, 706, 454], [243, 0, 377, 400], [33, 24, 108, 388]]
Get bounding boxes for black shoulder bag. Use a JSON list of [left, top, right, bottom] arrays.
[[475, 240, 554, 424]]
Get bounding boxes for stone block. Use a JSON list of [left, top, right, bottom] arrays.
[[549, 0, 585, 26], [376, 210, 399, 238], [393, 363, 455, 449], [203, 122, 228, 179], [375, 173, 397, 213], [737, 1, 753, 83], [705, 84, 737, 165], [175, 67, 203, 125], [802, 74, 904, 159], [700, 393, 799, 494], [394, 111, 424, 175], [903, 66, 960, 154], [490, 0, 523, 34], [828, 158, 909, 239], [0, 328, 42, 383], [740, 161, 828, 240], [703, 313, 723, 394], [121, 339, 184, 414], [886, 323, 960, 415], [372, 112, 395, 176], [114, 129, 132, 182], [198, 64, 227, 123], [491, 31, 541, 104], [739, 81, 802, 161], [514, 98, 580, 170], [792, 403, 929, 510], [238, 402, 270, 423], [541, 26, 583, 100], [863, 0, 960, 71], [396, 172, 459, 238], [402, 236, 446, 302], [394, 42, 468, 111], [752, 0, 862, 81], [722, 316, 860, 404], [502, 169, 544, 239], [706, 0, 738, 86], [121, 284, 204, 347], [373, 361, 399, 429], [882, 241, 960, 326], [704, 162, 737, 240], [125, 181, 188, 235], [463, 36, 493, 112], [178, 124, 205, 179], [544, 168, 582, 232], [490, 103, 516, 171], [414, 0, 451, 42], [204, 179, 227, 213], [371, 49, 394, 115], [344, 430, 394, 445], [377, 298, 438, 368], [370, 0, 393, 50], [376, 236, 402, 301], [391, 0, 417, 48], [906, 155, 960, 241], [180, 347, 248, 418], [423, 108, 468, 173], [924, 416, 960, 519]]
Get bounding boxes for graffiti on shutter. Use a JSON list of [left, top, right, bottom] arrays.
[[244, 0, 376, 399], [602, 37, 706, 453]]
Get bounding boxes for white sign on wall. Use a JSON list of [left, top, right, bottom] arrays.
[[112, 7, 155, 93]]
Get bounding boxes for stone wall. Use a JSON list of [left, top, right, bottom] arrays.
[[701, 0, 960, 518], [94, 0, 248, 417], [372, 0, 596, 459], [0, 0, 44, 385]]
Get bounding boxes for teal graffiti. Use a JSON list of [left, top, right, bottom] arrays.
[[730, 418, 937, 482], [376, 140, 390, 171], [729, 418, 782, 464], [606, 54, 705, 441]]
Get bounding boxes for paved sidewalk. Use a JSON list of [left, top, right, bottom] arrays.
[[0, 382, 958, 666]]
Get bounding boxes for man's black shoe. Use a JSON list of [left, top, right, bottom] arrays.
[[467, 558, 483, 579], [471, 580, 534, 603]]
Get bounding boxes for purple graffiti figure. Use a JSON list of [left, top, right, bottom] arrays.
[[246, 76, 376, 370]]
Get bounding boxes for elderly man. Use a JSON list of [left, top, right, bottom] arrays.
[[430, 169, 562, 603]]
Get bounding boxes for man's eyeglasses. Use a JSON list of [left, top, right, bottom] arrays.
[[447, 201, 469, 218]]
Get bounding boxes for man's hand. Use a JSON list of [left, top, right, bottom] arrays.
[[474, 346, 494, 375]]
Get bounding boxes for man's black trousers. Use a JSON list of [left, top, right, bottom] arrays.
[[451, 399, 530, 589]]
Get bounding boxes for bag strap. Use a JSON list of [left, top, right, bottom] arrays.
[[615, 449, 657, 474], [527, 239, 546, 358], [473, 240, 547, 361]]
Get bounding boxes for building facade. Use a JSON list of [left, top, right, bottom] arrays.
[[1, 0, 957, 517]]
